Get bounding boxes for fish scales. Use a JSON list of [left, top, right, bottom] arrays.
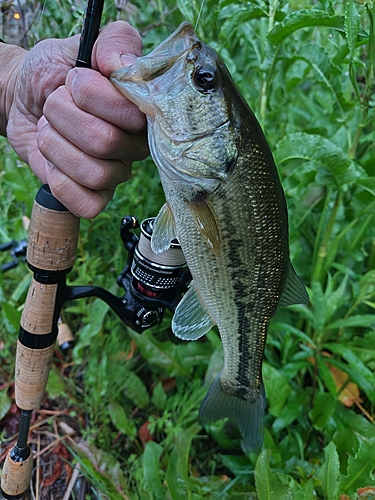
[[111, 22, 309, 452]]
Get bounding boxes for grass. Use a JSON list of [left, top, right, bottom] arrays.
[[1, 0, 375, 498]]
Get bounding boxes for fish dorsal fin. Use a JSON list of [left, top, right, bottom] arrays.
[[151, 203, 176, 254], [279, 262, 310, 307], [172, 281, 215, 340], [188, 195, 221, 258]]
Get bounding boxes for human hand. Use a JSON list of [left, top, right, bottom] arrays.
[[6, 21, 148, 218]]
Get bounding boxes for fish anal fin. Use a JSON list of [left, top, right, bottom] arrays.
[[279, 262, 310, 308], [172, 282, 215, 340], [188, 196, 221, 258], [199, 376, 266, 454], [151, 203, 176, 254]]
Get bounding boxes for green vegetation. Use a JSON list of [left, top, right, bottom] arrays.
[[1, 0, 375, 498]]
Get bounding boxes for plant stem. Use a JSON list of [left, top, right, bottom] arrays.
[[312, 190, 342, 284], [259, 0, 279, 125], [348, 2, 374, 159]]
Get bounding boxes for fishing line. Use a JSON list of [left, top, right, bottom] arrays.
[[194, 0, 206, 31]]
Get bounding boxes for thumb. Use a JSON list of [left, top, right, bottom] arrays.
[[93, 21, 143, 77]]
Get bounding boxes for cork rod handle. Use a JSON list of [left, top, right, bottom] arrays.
[[1, 186, 80, 499]]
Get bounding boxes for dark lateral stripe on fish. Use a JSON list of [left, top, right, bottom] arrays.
[[220, 199, 254, 392]]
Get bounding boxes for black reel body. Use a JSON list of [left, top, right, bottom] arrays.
[[117, 216, 191, 332]]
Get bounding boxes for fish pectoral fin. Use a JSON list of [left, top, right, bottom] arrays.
[[278, 262, 310, 307], [172, 281, 215, 340], [188, 196, 221, 258], [151, 203, 176, 254]]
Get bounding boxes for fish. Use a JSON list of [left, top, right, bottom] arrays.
[[110, 22, 309, 453]]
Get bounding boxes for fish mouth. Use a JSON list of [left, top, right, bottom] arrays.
[[110, 22, 198, 115]]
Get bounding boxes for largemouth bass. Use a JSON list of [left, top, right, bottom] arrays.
[[111, 22, 309, 452]]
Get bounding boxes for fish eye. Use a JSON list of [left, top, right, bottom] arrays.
[[193, 66, 217, 91]]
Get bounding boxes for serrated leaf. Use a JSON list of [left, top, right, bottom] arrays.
[[219, 4, 267, 38], [340, 440, 375, 494], [268, 9, 345, 45], [275, 133, 366, 187], [142, 441, 165, 499], [255, 449, 294, 500], [318, 442, 340, 500]]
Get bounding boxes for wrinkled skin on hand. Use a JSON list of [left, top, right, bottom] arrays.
[[6, 21, 148, 218]]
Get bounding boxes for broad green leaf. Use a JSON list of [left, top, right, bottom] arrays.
[[356, 178, 375, 198], [143, 441, 165, 500], [349, 331, 375, 364], [166, 423, 201, 500], [323, 356, 375, 403], [318, 442, 340, 500], [151, 381, 167, 410], [108, 401, 137, 439], [166, 448, 189, 500], [263, 363, 291, 417], [219, 4, 267, 38], [122, 370, 150, 408], [316, 355, 337, 396], [275, 133, 365, 188], [268, 10, 345, 45], [270, 322, 316, 348], [10, 273, 31, 303], [176, 0, 199, 25], [340, 439, 375, 494], [46, 369, 66, 399], [0, 388, 11, 420], [335, 404, 375, 441], [255, 449, 294, 500], [326, 315, 375, 330], [127, 329, 189, 377], [0, 300, 21, 334], [309, 392, 336, 430]]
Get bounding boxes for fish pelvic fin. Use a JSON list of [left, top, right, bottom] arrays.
[[278, 262, 310, 308], [199, 376, 266, 454]]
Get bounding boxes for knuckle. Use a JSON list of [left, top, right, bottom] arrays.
[[37, 126, 52, 158]]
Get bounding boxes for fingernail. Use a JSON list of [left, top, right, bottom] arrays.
[[65, 68, 78, 92], [120, 54, 137, 67]]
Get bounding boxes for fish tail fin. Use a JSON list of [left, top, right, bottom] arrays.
[[199, 376, 266, 454]]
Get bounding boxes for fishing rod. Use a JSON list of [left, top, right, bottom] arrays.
[[1, 2, 189, 498], [0, 1, 104, 495]]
